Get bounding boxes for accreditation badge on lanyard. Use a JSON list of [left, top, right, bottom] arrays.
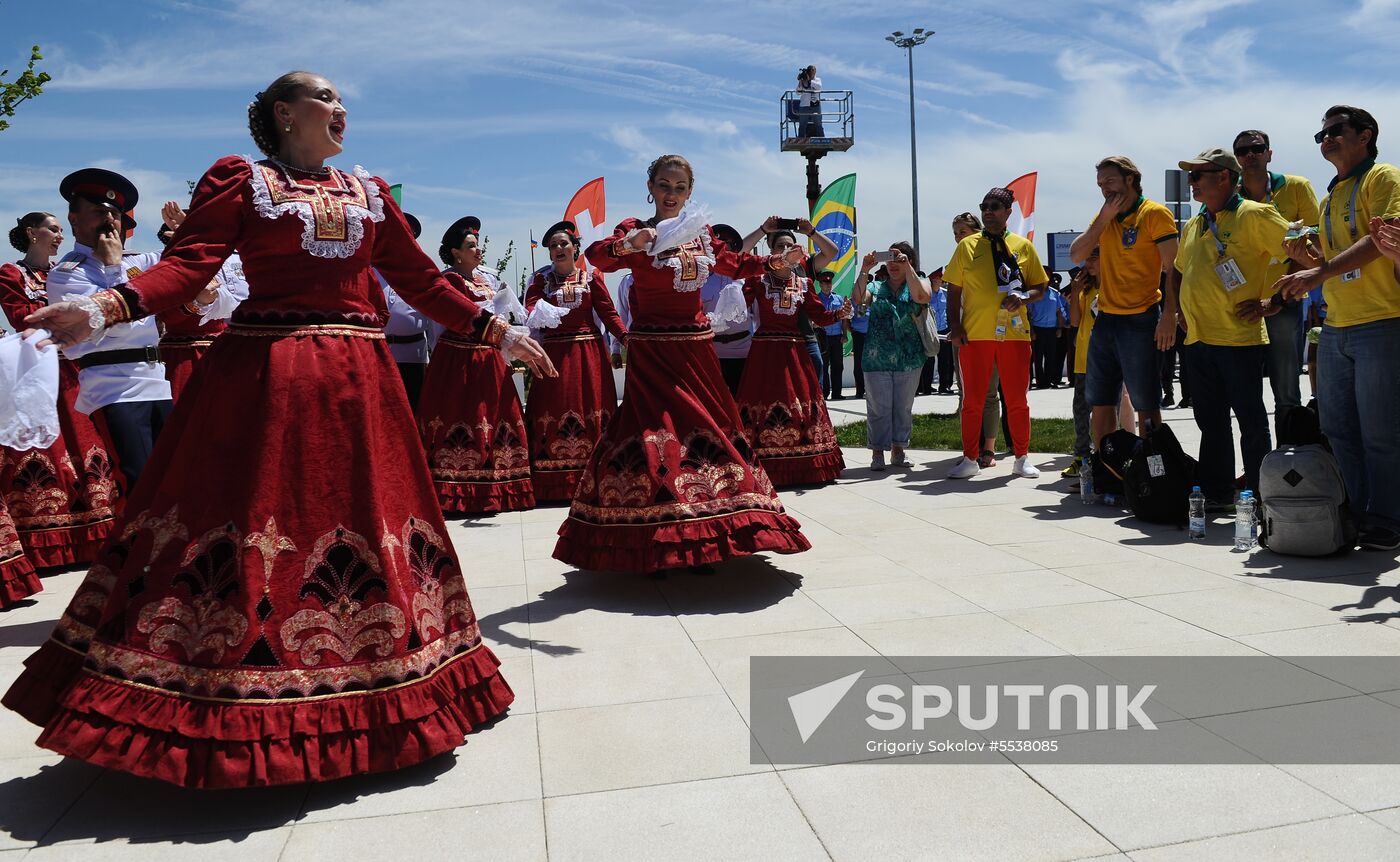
[[1205, 213, 1247, 292], [1325, 168, 1370, 282]]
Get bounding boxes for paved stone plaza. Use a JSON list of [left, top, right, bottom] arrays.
[[3, 388, 1400, 860]]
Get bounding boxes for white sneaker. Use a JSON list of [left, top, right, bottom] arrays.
[[948, 457, 981, 479], [1012, 456, 1041, 478]]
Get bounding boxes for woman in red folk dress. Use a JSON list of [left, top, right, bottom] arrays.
[[4, 71, 556, 789], [554, 154, 812, 574], [0, 212, 121, 582], [735, 253, 848, 486], [523, 221, 627, 502], [416, 218, 534, 514]]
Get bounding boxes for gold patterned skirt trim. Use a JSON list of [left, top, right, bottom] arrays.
[[543, 331, 603, 343], [438, 333, 492, 349], [627, 329, 713, 343], [226, 323, 385, 340], [78, 629, 487, 703], [159, 337, 216, 348], [752, 334, 804, 342], [566, 494, 785, 525]]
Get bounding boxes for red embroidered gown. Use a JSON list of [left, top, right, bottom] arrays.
[[523, 266, 626, 502], [2, 155, 515, 788], [0, 261, 121, 573], [0, 487, 37, 609], [553, 220, 811, 573], [416, 269, 534, 514], [735, 274, 845, 485]]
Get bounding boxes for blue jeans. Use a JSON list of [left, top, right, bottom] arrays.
[[864, 369, 921, 450], [1182, 343, 1271, 503], [1318, 318, 1400, 530], [1086, 307, 1162, 411], [804, 338, 825, 391]]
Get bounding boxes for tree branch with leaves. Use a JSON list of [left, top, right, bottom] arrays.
[[0, 45, 52, 132]]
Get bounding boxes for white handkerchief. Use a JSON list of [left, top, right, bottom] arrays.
[[492, 283, 528, 325], [0, 329, 61, 450], [649, 202, 713, 256], [707, 281, 749, 329]]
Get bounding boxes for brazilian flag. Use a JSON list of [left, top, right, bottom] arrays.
[[810, 174, 857, 353]]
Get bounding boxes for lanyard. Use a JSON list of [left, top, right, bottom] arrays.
[[1203, 211, 1227, 260], [1324, 168, 1368, 250]]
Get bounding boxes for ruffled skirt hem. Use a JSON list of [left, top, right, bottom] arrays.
[[2, 639, 513, 789], [554, 508, 811, 573]]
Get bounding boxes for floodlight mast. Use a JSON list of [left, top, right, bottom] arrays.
[[886, 28, 933, 260]]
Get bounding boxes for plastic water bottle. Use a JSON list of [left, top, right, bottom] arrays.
[[1102, 493, 1121, 508], [1234, 491, 1257, 551], [1079, 456, 1096, 504], [1188, 486, 1206, 540], [995, 307, 1010, 342]]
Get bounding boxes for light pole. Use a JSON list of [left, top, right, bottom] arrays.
[[885, 28, 933, 261]]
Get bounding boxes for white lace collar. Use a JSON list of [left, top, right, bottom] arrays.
[[244, 155, 384, 259]]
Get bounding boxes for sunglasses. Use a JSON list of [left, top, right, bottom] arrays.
[[1233, 143, 1268, 156], [1314, 122, 1350, 144], [979, 202, 1005, 212], [1187, 169, 1225, 182]]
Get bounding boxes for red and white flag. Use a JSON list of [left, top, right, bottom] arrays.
[[563, 177, 606, 272], [1006, 172, 1037, 242]]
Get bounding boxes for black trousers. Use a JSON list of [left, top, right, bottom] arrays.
[[718, 357, 746, 396], [917, 355, 936, 394], [100, 399, 173, 492], [396, 362, 426, 411], [935, 337, 956, 390], [1032, 326, 1058, 387]]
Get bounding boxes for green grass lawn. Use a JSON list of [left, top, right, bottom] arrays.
[[835, 412, 1076, 453]]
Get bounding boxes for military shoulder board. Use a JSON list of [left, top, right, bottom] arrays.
[[126, 266, 144, 280], [55, 252, 86, 273]]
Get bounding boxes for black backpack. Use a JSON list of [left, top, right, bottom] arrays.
[[1093, 429, 1139, 496], [1122, 422, 1197, 524]]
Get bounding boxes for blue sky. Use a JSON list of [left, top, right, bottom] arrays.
[[3, 0, 1400, 286]]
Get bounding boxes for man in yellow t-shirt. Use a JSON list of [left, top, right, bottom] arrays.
[[1066, 251, 1100, 464], [1069, 156, 1180, 450], [1278, 105, 1400, 550], [945, 186, 1049, 480], [1167, 148, 1289, 510], [1234, 129, 1320, 432]]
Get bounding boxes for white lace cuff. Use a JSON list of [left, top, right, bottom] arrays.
[[499, 324, 531, 356], [198, 285, 240, 324], [526, 299, 568, 330], [70, 295, 109, 341]]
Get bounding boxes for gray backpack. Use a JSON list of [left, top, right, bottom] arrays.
[[1259, 444, 1355, 556]]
